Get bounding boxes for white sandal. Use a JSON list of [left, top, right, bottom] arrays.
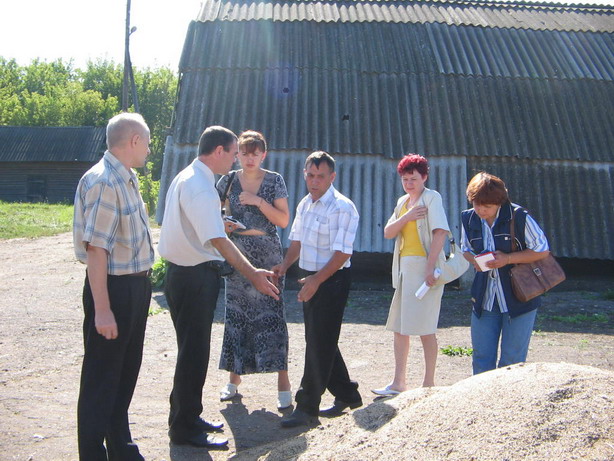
[[277, 390, 293, 410], [371, 384, 401, 396], [220, 383, 238, 401]]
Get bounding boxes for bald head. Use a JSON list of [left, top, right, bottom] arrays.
[[106, 113, 150, 150]]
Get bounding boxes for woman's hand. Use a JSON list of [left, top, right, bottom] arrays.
[[486, 250, 512, 269], [424, 268, 438, 287], [403, 205, 427, 222], [239, 191, 263, 207]]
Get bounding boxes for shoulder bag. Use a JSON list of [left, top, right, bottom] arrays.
[[421, 197, 469, 285], [509, 208, 565, 303], [437, 234, 471, 285]]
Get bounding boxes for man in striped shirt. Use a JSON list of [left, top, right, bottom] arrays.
[[274, 151, 363, 428], [73, 113, 154, 460]]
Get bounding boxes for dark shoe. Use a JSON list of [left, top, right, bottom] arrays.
[[170, 432, 228, 449], [280, 409, 320, 428], [319, 399, 363, 417], [195, 417, 224, 432]]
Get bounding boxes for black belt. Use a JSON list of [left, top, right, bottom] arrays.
[[126, 269, 151, 277], [303, 267, 349, 276]]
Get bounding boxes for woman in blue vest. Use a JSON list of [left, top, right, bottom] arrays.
[[461, 172, 550, 375]]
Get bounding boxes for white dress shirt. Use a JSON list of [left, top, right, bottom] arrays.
[[159, 158, 227, 266]]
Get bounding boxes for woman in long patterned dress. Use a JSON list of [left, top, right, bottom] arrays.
[[216, 130, 292, 410]]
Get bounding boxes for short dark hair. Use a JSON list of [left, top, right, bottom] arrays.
[[305, 151, 335, 172], [397, 154, 428, 177], [198, 126, 237, 156], [238, 130, 267, 153], [466, 172, 509, 205]]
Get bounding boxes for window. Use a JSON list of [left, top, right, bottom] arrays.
[[27, 175, 47, 202]]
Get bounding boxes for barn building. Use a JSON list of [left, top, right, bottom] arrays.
[[0, 126, 106, 203], [157, 0, 614, 267]]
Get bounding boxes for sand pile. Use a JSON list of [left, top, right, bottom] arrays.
[[236, 362, 614, 460]]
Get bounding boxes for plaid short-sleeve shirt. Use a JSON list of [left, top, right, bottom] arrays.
[[73, 151, 154, 275], [288, 185, 359, 271]]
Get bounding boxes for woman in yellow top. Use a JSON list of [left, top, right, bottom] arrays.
[[373, 154, 450, 395]]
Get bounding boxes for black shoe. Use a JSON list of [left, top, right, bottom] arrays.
[[280, 409, 320, 428], [170, 432, 228, 449], [319, 399, 363, 417], [195, 417, 224, 432]]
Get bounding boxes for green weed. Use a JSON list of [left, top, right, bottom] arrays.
[[440, 345, 473, 357], [150, 258, 168, 289]]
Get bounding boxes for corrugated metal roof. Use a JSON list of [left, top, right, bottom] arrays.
[[197, 0, 614, 32], [173, 21, 614, 162], [180, 21, 614, 80], [0, 126, 106, 162], [467, 157, 614, 260]]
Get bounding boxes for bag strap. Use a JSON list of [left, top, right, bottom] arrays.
[[220, 171, 236, 203], [510, 207, 518, 253]]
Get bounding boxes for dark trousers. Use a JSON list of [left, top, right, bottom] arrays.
[[78, 273, 151, 461], [165, 262, 220, 439], [295, 268, 360, 415]]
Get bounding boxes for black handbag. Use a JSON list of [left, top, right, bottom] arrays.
[[508, 208, 565, 303]]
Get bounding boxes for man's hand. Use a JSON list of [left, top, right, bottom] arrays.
[[249, 269, 280, 300], [95, 305, 118, 340], [297, 275, 321, 302]]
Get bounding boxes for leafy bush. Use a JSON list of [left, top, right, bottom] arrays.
[[149, 257, 168, 289]]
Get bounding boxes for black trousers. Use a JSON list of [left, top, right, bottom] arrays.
[[295, 268, 361, 415], [165, 262, 220, 439], [78, 273, 151, 461]]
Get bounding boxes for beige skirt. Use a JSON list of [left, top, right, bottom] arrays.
[[386, 256, 444, 336]]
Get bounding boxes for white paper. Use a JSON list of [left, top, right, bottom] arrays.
[[474, 252, 495, 271]]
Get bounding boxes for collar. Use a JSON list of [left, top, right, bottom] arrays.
[[104, 150, 136, 185], [193, 157, 216, 184], [311, 184, 336, 205]]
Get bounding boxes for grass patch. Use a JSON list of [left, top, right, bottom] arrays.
[[440, 345, 473, 357], [148, 305, 166, 316], [548, 313, 609, 324], [0, 201, 73, 239], [603, 289, 614, 301]]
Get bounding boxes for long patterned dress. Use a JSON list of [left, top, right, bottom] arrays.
[[216, 170, 289, 374]]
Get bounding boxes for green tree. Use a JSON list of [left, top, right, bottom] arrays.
[[0, 57, 178, 213]]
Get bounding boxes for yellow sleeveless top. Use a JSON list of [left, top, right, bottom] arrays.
[[399, 202, 426, 257]]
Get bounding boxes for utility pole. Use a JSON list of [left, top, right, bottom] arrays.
[[122, 0, 139, 112]]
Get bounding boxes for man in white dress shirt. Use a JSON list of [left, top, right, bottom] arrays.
[[159, 125, 279, 448], [273, 151, 363, 428]]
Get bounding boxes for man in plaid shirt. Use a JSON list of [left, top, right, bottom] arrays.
[[274, 151, 363, 428], [73, 113, 154, 460]]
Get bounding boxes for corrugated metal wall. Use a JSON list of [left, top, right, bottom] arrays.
[[157, 139, 467, 253], [467, 158, 614, 260]]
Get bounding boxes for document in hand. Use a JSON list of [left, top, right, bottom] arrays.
[[474, 252, 495, 271]]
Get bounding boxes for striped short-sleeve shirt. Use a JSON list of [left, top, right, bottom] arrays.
[[73, 151, 154, 275], [288, 185, 359, 271]]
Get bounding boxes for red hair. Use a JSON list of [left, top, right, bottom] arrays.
[[397, 154, 428, 177]]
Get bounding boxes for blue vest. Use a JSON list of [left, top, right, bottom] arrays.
[[461, 202, 541, 318]]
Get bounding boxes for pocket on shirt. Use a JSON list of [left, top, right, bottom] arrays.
[[304, 216, 329, 248]]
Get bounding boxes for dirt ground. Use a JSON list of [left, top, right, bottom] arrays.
[[0, 230, 612, 461]]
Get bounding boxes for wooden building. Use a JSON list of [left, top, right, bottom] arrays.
[[0, 126, 106, 203]]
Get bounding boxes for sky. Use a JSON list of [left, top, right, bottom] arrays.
[[1, 0, 202, 70], [1, 0, 612, 70]]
